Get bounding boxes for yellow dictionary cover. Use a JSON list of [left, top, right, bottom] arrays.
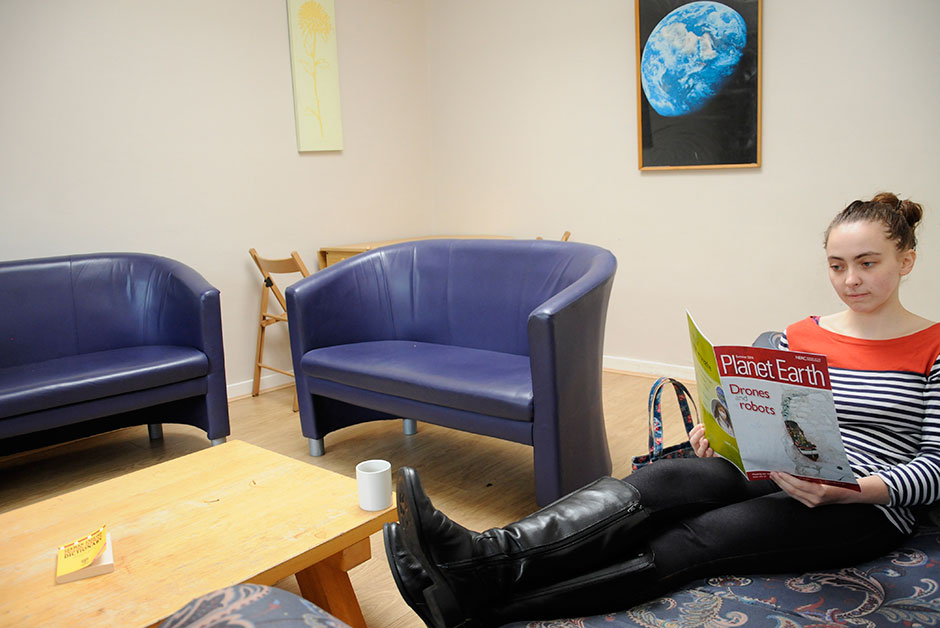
[[56, 525, 114, 583]]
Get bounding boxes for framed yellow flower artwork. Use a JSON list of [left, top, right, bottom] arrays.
[[287, 0, 344, 151]]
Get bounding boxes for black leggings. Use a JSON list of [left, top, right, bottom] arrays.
[[627, 457, 906, 591]]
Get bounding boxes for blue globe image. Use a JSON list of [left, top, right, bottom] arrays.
[[641, 2, 746, 117]]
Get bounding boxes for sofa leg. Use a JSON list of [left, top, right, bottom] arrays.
[[403, 419, 418, 435], [309, 438, 325, 456], [148, 424, 164, 441], [210, 437, 227, 446]]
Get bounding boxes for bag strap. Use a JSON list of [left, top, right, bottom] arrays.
[[647, 376, 699, 457]]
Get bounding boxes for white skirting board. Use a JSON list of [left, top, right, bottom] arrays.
[[227, 371, 293, 399], [601, 356, 694, 382]]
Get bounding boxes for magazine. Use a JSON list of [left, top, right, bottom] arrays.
[[687, 312, 859, 491]]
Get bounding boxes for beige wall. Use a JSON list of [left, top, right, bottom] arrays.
[[0, 0, 434, 395], [426, 0, 940, 377], [2, 1, 939, 393]]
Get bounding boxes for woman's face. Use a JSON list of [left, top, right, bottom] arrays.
[[825, 220, 915, 315]]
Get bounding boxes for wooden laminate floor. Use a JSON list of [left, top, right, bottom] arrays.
[[0, 371, 694, 628]]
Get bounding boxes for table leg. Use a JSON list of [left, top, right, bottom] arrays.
[[295, 538, 372, 628]]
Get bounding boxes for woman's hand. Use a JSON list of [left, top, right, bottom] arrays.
[[770, 472, 890, 507], [689, 424, 714, 458]]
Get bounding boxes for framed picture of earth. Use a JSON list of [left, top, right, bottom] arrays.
[[636, 0, 761, 170]]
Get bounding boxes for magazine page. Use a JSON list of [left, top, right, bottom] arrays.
[[686, 312, 744, 471], [713, 345, 859, 490]]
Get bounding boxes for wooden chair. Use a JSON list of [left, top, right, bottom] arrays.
[[537, 231, 571, 241], [249, 248, 311, 411]]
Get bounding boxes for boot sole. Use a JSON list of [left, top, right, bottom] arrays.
[[383, 523, 436, 627], [398, 469, 469, 628]]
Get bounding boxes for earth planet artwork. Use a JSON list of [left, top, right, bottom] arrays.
[[641, 1, 747, 117]]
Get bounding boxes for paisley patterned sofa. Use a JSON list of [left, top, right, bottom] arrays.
[[159, 583, 351, 628], [163, 521, 939, 628], [507, 517, 940, 628]]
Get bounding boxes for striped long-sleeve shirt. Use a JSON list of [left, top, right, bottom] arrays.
[[783, 316, 940, 533]]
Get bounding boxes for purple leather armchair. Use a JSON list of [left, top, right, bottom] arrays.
[[286, 239, 616, 505], [0, 253, 230, 452]]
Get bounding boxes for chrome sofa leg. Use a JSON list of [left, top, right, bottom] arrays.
[[210, 437, 227, 446], [403, 418, 417, 435], [148, 424, 164, 440], [309, 438, 325, 456]]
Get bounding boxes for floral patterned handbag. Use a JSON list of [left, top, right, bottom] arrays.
[[631, 376, 700, 470]]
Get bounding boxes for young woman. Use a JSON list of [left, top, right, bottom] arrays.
[[383, 192, 940, 628]]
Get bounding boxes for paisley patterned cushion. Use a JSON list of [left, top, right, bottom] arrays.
[[505, 525, 940, 628], [159, 583, 351, 628]]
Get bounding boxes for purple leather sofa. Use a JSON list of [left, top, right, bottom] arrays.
[[286, 239, 617, 505], [0, 253, 230, 452]]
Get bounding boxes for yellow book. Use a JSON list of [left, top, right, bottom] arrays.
[[55, 525, 114, 584]]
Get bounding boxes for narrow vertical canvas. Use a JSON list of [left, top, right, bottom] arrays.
[[287, 0, 344, 152]]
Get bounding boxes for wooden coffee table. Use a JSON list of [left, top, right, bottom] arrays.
[[0, 440, 397, 627]]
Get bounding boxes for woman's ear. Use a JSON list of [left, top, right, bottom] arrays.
[[899, 249, 917, 276]]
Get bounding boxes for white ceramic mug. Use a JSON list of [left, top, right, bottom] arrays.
[[356, 459, 392, 511]]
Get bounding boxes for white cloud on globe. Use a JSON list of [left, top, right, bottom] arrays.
[[641, 1, 746, 117]]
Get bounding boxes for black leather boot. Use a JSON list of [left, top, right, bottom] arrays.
[[395, 467, 649, 628], [383, 522, 434, 626], [492, 545, 657, 625]]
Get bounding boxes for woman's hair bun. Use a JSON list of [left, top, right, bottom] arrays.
[[826, 192, 924, 250], [871, 192, 923, 229]]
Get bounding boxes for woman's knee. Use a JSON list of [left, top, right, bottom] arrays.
[[627, 458, 694, 490], [628, 457, 733, 487], [625, 457, 757, 512]]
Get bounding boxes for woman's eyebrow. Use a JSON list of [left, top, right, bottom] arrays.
[[827, 251, 881, 261]]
